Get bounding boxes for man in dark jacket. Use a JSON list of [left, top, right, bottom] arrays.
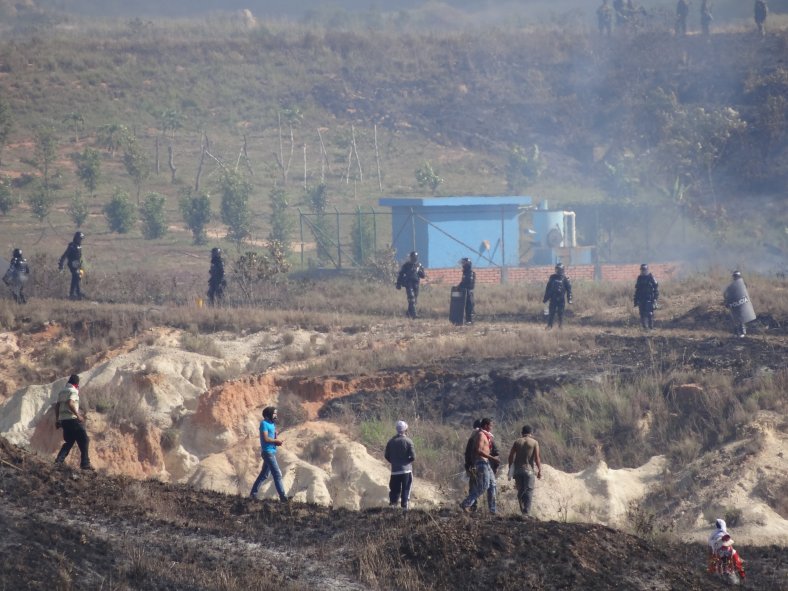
[[396, 251, 426, 319], [543, 263, 573, 329], [384, 420, 416, 511], [3, 248, 30, 304], [207, 247, 226, 306], [634, 263, 659, 329], [457, 257, 476, 324], [58, 232, 84, 300]]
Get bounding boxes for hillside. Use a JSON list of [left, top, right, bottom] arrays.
[[2, 435, 787, 591], [0, 17, 787, 276]]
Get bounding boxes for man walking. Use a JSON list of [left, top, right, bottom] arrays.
[[396, 251, 426, 319], [507, 425, 542, 515], [543, 263, 573, 329], [634, 263, 659, 330], [54, 374, 93, 470], [58, 231, 85, 300], [754, 0, 768, 36], [384, 420, 416, 512], [460, 418, 499, 514], [3, 248, 30, 304], [207, 247, 226, 306], [250, 406, 288, 502]]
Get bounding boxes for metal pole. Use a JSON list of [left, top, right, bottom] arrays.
[[357, 206, 363, 265], [372, 207, 377, 252], [500, 206, 506, 284], [335, 206, 341, 268], [298, 208, 305, 269], [410, 207, 416, 253]]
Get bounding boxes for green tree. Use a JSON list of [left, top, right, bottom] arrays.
[[505, 144, 546, 192], [306, 183, 332, 263], [350, 207, 375, 265], [34, 126, 58, 191], [72, 147, 101, 196], [67, 192, 89, 228], [139, 192, 167, 240], [179, 190, 212, 245], [219, 170, 252, 246], [269, 186, 292, 250], [231, 242, 291, 302], [27, 182, 55, 223], [0, 175, 18, 215], [0, 98, 12, 167], [159, 109, 183, 140], [415, 161, 443, 194], [122, 136, 150, 203], [96, 122, 130, 157], [104, 189, 136, 234], [62, 112, 84, 143]]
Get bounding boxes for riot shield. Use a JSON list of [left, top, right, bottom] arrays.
[[449, 287, 467, 325], [724, 279, 756, 324]]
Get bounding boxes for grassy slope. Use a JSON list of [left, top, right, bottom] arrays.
[[0, 19, 786, 275]]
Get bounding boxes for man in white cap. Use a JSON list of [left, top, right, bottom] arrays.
[[384, 420, 416, 511]]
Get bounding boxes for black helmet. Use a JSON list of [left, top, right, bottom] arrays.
[[73, 231, 84, 245], [460, 257, 471, 269], [732, 270, 742, 279], [211, 247, 222, 259], [640, 263, 649, 273], [409, 251, 418, 263], [555, 262, 565, 275], [12, 248, 22, 259]]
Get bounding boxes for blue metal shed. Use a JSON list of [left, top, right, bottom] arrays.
[[378, 196, 533, 268]]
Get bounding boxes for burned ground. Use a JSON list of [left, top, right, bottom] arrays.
[[1, 438, 785, 591]]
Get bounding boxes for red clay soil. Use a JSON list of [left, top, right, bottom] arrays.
[[1, 438, 784, 591]]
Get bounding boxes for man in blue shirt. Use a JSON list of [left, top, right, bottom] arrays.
[[250, 406, 288, 502]]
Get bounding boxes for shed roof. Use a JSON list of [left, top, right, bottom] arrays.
[[379, 196, 532, 208]]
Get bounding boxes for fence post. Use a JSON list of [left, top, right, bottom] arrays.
[[356, 206, 363, 265], [372, 207, 377, 252], [298, 208, 305, 269], [335, 206, 341, 269]]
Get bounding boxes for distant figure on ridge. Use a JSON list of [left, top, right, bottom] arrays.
[[58, 231, 85, 300], [701, 0, 713, 36], [723, 270, 756, 337], [396, 250, 426, 319], [543, 263, 573, 329], [598, 0, 613, 36], [634, 263, 659, 330], [675, 0, 689, 36], [3, 248, 30, 304], [207, 247, 226, 306], [754, 0, 768, 36]]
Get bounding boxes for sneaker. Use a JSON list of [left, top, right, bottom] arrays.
[[279, 497, 290, 503], [80, 464, 95, 471], [249, 494, 258, 500]]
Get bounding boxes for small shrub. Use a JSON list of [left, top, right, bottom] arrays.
[[139, 192, 167, 240], [724, 507, 743, 528], [104, 189, 136, 233], [179, 331, 223, 358], [625, 500, 657, 538]]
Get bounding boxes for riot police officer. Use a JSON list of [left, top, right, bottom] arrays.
[[207, 247, 226, 306], [3, 248, 30, 304], [723, 271, 756, 337], [543, 263, 573, 329], [634, 263, 659, 329], [396, 251, 426, 319], [58, 231, 84, 300], [457, 257, 476, 324]]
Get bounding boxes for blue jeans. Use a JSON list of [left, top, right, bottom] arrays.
[[250, 451, 287, 500], [461, 460, 496, 513], [515, 470, 536, 514]]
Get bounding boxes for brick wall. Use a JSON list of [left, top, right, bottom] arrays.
[[426, 262, 683, 285]]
